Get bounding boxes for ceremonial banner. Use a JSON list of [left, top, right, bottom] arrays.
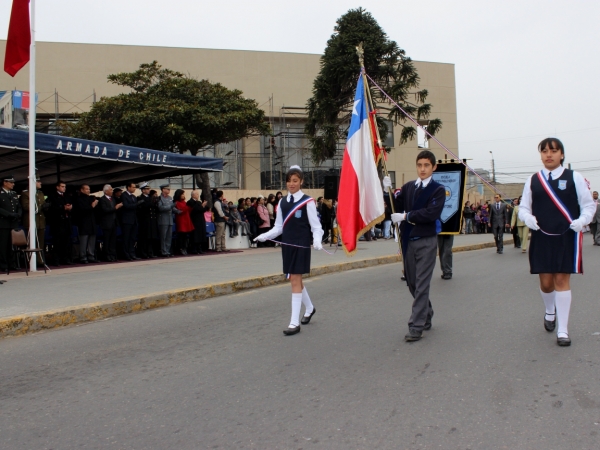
[[337, 75, 385, 254], [4, 0, 31, 77], [431, 162, 466, 234]]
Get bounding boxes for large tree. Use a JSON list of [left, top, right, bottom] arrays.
[[62, 61, 270, 205], [305, 8, 442, 163]]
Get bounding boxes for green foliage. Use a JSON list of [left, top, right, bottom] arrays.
[[61, 61, 270, 155], [305, 8, 442, 163]]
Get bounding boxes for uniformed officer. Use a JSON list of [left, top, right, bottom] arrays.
[[136, 182, 159, 258], [0, 175, 22, 272], [20, 176, 49, 261]]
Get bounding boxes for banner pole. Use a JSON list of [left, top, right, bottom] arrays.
[[28, 0, 37, 271]]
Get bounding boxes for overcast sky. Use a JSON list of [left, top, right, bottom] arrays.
[[3, 0, 600, 189]]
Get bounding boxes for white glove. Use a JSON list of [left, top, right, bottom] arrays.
[[382, 176, 392, 190], [569, 218, 585, 233], [391, 212, 406, 224], [524, 216, 540, 231], [313, 241, 323, 251], [254, 234, 268, 242]]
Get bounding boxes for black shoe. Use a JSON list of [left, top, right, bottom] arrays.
[[441, 273, 452, 280], [404, 328, 422, 342], [544, 314, 556, 332], [283, 325, 301, 336], [401, 275, 406, 281], [498, 250, 503, 254], [301, 308, 316, 325], [557, 334, 571, 346], [423, 322, 432, 331], [81, 260, 89, 264], [88, 258, 98, 263]]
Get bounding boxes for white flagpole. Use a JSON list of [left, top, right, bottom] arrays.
[[28, 0, 37, 271]]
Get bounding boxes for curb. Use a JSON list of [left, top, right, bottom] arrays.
[[0, 238, 508, 338]]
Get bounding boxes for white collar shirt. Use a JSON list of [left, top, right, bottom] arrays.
[[415, 176, 432, 189], [288, 190, 304, 203]]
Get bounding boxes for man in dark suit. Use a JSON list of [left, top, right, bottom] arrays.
[[47, 181, 73, 265], [120, 181, 142, 260], [0, 175, 22, 271], [74, 184, 99, 263], [489, 194, 508, 254], [98, 185, 122, 261]]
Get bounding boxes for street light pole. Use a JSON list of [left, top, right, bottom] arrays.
[[489, 150, 496, 184]]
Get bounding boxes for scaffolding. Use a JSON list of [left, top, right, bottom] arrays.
[[260, 104, 345, 190]]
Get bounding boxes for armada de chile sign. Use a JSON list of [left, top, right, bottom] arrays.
[[54, 137, 170, 164]]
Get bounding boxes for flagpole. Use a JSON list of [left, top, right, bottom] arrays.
[[356, 44, 403, 256], [28, 0, 37, 271]]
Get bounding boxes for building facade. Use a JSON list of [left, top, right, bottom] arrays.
[[0, 41, 459, 193]]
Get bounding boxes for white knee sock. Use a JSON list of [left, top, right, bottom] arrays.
[[301, 287, 314, 316], [289, 293, 302, 327], [555, 290, 572, 338], [540, 290, 556, 321]]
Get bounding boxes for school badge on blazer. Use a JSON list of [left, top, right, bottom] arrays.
[[558, 180, 567, 190], [295, 210, 302, 218]]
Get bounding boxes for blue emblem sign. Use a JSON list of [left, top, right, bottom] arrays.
[[558, 180, 567, 190], [432, 171, 462, 223]]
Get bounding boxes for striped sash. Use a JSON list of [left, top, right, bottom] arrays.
[[282, 196, 314, 228]]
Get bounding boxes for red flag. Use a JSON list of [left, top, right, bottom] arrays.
[[4, 0, 31, 77]]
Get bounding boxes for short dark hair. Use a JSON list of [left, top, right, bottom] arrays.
[[56, 180, 65, 187], [286, 166, 304, 182], [126, 181, 136, 189], [216, 190, 224, 198], [538, 137, 565, 166], [416, 150, 436, 166], [79, 184, 89, 191]]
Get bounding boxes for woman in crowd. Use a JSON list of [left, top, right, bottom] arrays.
[[173, 189, 194, 255], [256, 195, 271, 247], [187, 190, 207, 254]]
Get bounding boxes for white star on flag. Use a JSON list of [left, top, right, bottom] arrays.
[[352, 99, 360, 116]]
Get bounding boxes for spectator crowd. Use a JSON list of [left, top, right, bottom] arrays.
[[0, 175, 340, 271]]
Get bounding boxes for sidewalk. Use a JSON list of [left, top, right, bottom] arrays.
[[0, 233, 504, 337]]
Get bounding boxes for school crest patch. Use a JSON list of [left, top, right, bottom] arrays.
[[295, 210, 302, 218], [558, 180, 567, 190]]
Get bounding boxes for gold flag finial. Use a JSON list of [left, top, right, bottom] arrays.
[[356, 42, 365, 68]]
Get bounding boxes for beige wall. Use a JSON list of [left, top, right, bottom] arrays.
[[0, 41, 459, 191]]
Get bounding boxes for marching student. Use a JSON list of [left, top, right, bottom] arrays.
[[383, 150, 445, 342], [518, 138, 595, 347], [255, 165, 324, 335]]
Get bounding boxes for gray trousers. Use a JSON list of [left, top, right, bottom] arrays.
[[403, 235, 437, 332], [79, 234, 96, 261], [590, 223, 597, 243], [491, 224, 504, 251], [158, 224, 172, 255], [437, 234, 454, 275]]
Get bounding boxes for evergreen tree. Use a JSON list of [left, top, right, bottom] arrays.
[[305, 8, 442, 163]]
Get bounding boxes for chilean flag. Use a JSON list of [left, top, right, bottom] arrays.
[[4, 0, 31, 77], [337, 75, 385, 254]]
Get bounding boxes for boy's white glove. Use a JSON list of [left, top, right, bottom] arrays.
[[254, 234, 268, 242], [391, 212, 406, 224], [313, 241, 323, 251], [382, 176, 392, 190], [569, 218, 585, 233], [524, 216, 540, 231]]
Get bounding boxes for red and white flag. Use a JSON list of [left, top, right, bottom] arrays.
[[4, 0, 31, 77], [337, 75, 385, 254]]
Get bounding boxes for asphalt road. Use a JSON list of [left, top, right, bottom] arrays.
[[1, 243, 599, 449]]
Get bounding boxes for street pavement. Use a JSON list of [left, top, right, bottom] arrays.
[[1, 238, 599, 449], [1, 233, 495, 319]]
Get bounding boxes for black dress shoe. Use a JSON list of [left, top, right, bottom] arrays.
[[81, 260, 89, 264], [88, 258, 98, 263], [498, 250, 503, 254], [557, 335, 571, 346], [283, 325, 301, 336], [401, 275, 406, 281], [441, 273, 452, 280], [423, 322, 432, 331], [132, 256, 141, 260], [544, 314, 556, 332], [404, 328, 422, 342], [301, 308, 316, 325]]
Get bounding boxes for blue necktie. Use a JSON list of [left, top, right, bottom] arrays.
[[548, 172, 553, 182]]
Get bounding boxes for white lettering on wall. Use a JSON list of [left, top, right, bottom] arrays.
[[56, 140, 63, 150], [75, 143, 82, 152], [66, 142, 72, 151]]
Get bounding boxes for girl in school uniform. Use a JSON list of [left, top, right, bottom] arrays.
[[518, 138, 595, 346], [255, 166, 324, 335]]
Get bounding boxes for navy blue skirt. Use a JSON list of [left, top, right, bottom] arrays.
[[529, 229, 579, 274], [281, 238, 311, 275]]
